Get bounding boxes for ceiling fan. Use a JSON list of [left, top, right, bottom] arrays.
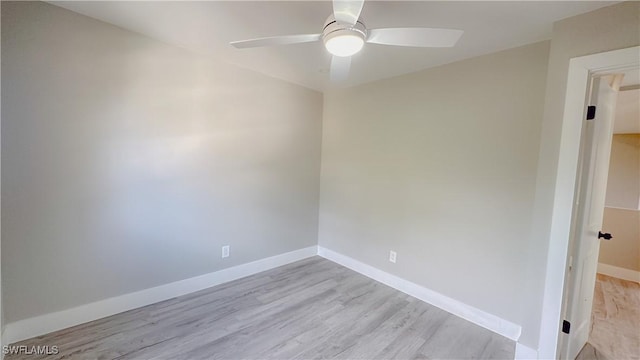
[[230, 0, 463, 81]]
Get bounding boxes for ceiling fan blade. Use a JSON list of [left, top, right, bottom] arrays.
[[330, 55, 351, 82], [230, 34, 321, 49], [333, 0, 364, 26], [367, 28, 463, 48]]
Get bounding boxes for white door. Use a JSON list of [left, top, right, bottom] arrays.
[[559, 75, 619, 360]]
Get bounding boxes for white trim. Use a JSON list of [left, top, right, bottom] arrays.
[[317, 246, 522, 342], [604, 206, 640, 211], [597, 263, 640, 283], [515, 343, 539, 360], [3, 246, 318, 345], [537, 46, 640, 360]]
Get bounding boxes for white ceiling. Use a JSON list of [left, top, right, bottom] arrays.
[[51, 1, 617, 91]]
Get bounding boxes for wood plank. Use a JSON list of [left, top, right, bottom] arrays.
[[586, 274, 640, 360]]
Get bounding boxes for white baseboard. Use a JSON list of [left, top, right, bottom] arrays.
[[3, 246, 318, 345], [317, 246, 522, 342], [597, 263, 640, 283], [515, 342, 538, 359]]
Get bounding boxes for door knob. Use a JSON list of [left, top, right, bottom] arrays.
[[598, 231, 613, 240]]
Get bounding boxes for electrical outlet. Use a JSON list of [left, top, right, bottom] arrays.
[[222, 245, 230, 258], [389, 250, 397, 263]]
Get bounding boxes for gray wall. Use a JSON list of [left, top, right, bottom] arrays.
[[1, 1, 322, 323], [605, 134, 640, 210], [318, 42, 549, 338]]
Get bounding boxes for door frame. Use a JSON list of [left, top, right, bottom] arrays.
[[536, 46, 639, 360]]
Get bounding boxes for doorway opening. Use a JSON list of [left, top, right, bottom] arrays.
[[534, 46, 638, 360], [558, 66, 639, 360]]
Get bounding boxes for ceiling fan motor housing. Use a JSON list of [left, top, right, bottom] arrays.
[[322, 15, 367, 57]]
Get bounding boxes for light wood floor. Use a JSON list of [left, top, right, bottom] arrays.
[[578, 274, 640, 360], [575, 343, 609, 360], [7, 257, 514, 359]]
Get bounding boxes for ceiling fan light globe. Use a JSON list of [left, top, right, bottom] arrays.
[[323, 29, 364, 57], [325, 34, 364, 57]]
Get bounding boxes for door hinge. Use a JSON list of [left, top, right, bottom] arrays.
[[586, 105, 596, 120], [562, 320, 571, 334], [569, 255, 573, 272]]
